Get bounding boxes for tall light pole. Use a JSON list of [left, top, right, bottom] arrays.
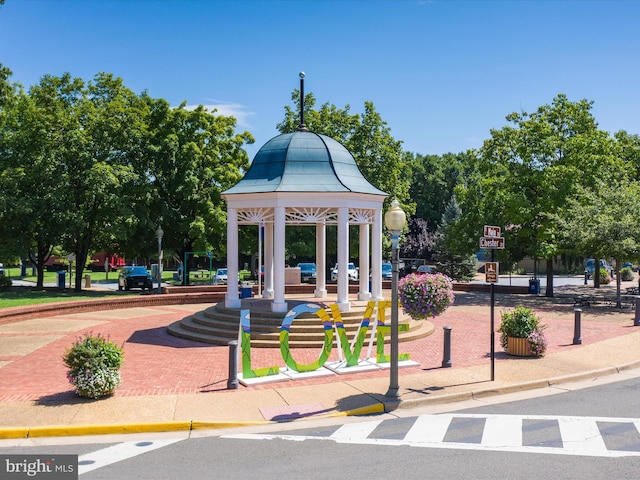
[[384, 198, 406, 397], [156, 225, 164, 294]]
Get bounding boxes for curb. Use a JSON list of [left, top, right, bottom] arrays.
[[0, 420, 271, 440], [3, 350, 640, 440], [3, 362, 640, 439], [391, 362, 640, 411]]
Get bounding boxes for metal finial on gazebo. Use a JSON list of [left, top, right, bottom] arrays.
[[298, 72, 308, 132]]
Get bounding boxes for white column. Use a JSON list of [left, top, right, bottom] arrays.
[[315, 221, 327, 298], [263, 220, 274, 299], [358, 222, 370, 300], [337, 206, 350, 312], [371, 208, 384, 300], [272, 206, 287, 313], [225, 207, 241, 308]]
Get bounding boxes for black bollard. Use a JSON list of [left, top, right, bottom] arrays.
[[442, 326, 452, 368], [573, 308, 582, 345], [635, 297, 640, 327], [227, 340, 239, 389]]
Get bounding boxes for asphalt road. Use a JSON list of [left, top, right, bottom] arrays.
[[2, 373, 640, 479]]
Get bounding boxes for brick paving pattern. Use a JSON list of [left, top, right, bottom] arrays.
[[0, 287, 635, 404]]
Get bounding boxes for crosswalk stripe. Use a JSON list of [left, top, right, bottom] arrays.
[[558, 417, 607, 454], [78, 438, 184, 475], [482, 415, 521, 448], [330, 420, 381, 441], [403, 414, 451, 443], [224, 413, 640, 458]]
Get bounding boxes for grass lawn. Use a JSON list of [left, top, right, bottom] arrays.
[[0, 266, 226, 309], [0, 287, 127, 309]]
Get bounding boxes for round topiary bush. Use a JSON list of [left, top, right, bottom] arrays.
[[63, 333, 124, 399]]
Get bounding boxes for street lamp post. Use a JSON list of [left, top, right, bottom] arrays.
[[156, 225, 164, 294], [384, 198, 406, 397]]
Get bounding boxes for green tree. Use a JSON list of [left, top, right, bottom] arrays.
[[456, 94, 617, 296], [409, 151, 471, 231], [132, 97, 253, 273], [431, 197, 477, 281], [558, 181, 640, 306], [614, 130, 640, 180], [0, 69, 73, 287], [56, 73, 145, 291]]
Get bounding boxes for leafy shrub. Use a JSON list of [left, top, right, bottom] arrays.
[[621, 267, 634, 282], [63, 333, 124, 399], [0, 275, 11, 289], [599, 268, 612, 284], [498, 306, 547, 356], [398, 272, 455, 320]]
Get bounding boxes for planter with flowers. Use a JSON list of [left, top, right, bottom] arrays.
[[63, 333, 124, 399], [398, 272, 455, 320], [497, 306, 547, 357]]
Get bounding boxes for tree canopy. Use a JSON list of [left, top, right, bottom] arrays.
[[0, 64, 253, 290]]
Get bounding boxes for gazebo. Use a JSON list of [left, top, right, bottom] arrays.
[[222, 75, 388, 313]]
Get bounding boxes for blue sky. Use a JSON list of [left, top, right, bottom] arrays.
[[1, 0, 638, 161]]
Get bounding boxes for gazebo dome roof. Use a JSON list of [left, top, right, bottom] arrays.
[[223, 131, 386, 196]]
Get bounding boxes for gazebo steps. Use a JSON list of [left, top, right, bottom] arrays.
[[167, 301, 434, 348]]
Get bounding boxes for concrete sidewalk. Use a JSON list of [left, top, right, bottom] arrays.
[[1, 282, 639, 438]]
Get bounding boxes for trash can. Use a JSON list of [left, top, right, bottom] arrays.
[[528, 278, 541, 294], [240, 282, 253, 299], [57, 271, 66, 289]]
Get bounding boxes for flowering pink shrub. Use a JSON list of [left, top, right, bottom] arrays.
[[398, 272, 455, 320], [527, 329, 548, 357]]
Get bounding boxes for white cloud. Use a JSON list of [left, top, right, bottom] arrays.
[[182, 101, 255, 129]]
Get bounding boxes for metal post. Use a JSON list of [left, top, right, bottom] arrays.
[[442, 326, 452, 368], [634, 296, 640, 327], [227, 341, 239, 389], [573, 308, 582, 345], [490, 249, 495, 381], [157, 236, 162, 294], [386, 236, 400, 397], [156, 226, 163, 295]]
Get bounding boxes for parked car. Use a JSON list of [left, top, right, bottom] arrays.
[[381, 262, 392, 280], [118, 266, 153, 291], [585, 259, 614, 279], [0, 263, 4, 276], [297, 263, 317, 283], [417, 265, 433, 274], [214, 268, 228, 284], [331, 262, 358, 282]]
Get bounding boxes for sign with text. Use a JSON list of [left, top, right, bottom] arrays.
[[480, 236, 505, 249], [484, 225, 501, 237], [485, 262, 498, 283], [1, 455, 77, 479]]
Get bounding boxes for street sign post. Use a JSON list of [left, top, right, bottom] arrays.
[[484, 225, 501, 237], [480, 226, 506, 382], [480, 237, 505, 249], [485, 262, 498, 283]]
